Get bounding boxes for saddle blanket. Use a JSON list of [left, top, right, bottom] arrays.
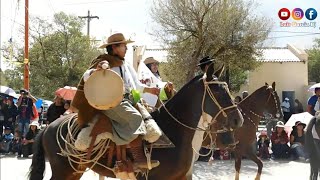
[[75, 118, 113, 151]]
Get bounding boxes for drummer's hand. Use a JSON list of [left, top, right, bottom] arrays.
[[96, 61, 110, 71], [144, 87, 160, 96]]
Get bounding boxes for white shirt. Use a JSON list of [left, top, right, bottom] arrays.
[[281, 101, 290, 112], [83, 62, 147, 94]]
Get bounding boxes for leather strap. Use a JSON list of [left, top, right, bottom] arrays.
[[107, 142, 115, 167]]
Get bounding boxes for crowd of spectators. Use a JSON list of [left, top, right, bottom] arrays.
[[0, 90, 69, 158]]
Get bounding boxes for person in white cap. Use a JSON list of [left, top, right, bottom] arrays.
[[281, 97, 291, 123], [20, 121, 40, 158]]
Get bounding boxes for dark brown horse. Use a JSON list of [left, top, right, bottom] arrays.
[[201, 82, 282, 180], [305, 116, 320, 180], [28, 63, 244, 180]]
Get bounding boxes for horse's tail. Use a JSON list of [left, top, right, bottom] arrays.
[[28, 129, 46, 180], [305, 117, 316, 154]]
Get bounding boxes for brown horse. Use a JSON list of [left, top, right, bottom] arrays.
[[201, 82, 282, 180], [28, 63, 244, 180]]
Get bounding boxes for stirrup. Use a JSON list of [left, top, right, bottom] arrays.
[[130, 140, 160, 170]]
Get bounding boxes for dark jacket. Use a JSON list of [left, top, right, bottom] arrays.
[[46, 103, 66, 123], [18, 97, 34, 119], [0, 102, 9, 122], [25, 129, 38, 141], [8, 104, 18, 121], [71, 54, 124, 126]]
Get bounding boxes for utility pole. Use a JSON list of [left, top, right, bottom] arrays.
[[24, 0, 29, 90], [78, 10, 99, 36]]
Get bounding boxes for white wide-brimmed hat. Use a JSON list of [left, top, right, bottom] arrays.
[[275, 121, 285, 128], [29, 121, 40, 129]]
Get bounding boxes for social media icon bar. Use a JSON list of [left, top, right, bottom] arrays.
[[305, 8, 317, 20], [278, 8, 290, 20], [292, 8, 304, 20]]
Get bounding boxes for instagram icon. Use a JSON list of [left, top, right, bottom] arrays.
[[292, 8, 304, 20]]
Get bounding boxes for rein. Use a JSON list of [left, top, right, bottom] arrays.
[[159, 76, 237, 133], [159, 75, 238, 158]]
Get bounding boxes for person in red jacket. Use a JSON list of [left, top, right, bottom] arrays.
[[271, 121, 290, 159]]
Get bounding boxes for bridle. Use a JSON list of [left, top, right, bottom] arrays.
[[159, 74, 240, 158], [160, 73, 238, 134], [240, 86, 282, 127]]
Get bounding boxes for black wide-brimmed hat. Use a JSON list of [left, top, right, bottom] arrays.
[[197, 56, 215, 67]]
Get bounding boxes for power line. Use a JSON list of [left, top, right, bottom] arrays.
[[10, 0, 20, 38], [270, 30, 320, 34], [267, 33, 320, 39], [64, 0, 129, 5]]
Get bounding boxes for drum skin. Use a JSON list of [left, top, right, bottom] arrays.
[[84, 69, 124, 110]]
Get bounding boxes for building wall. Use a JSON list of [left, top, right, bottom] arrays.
[[237, 61, 309, 108]]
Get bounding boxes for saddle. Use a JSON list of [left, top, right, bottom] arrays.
[[74, 109, 173, 178]]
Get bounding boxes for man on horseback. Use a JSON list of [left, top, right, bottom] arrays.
[[197, 56, 215, 73], [72, 33, 162, 170]]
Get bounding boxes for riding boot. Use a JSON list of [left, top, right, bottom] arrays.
[[136, 103, 162, 143], [130, 136, 160, 170]]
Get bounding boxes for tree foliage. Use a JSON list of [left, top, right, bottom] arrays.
[[151, 0, 270, 91], [0, 69, 8, 86], [308, 38, 320, 83], [3, 12, 100, 99]]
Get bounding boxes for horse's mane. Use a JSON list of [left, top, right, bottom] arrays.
[[307, 117, 317, 132], [179, 74, 203, 91], [240, 85, 268, 103], [151, 74, 203, 117]]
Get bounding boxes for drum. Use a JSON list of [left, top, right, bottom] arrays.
[[84, 69, 124, 110]]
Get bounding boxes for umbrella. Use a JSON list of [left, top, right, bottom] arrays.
[[0, 85, 19, 98], [308, 83, 320, 92], [55, 86, 77, 100], [284, 112, 313, 133]]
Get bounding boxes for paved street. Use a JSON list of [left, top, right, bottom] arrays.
[[0, 154, 313, 180]]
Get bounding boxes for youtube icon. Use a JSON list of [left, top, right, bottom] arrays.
[[278, 8, 290, 20]]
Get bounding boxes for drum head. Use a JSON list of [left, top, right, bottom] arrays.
[[84, 69, 124, 110]]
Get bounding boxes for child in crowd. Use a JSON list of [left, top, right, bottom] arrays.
[[11, 130, 22, 156], [0, 126, 14, 153], [257, 131, 270, 159]]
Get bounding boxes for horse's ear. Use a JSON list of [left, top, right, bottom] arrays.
[[265, 82, 268, 86], [206, 63, 215, 81], [272, 82, 276, 90], [214, 64, 225, 79]]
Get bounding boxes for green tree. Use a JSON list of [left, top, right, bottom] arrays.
[[3, 12, 100, 99], [308, 38, 320, 83], [0, 69, 8, 86], [151, 0, 270, 91]]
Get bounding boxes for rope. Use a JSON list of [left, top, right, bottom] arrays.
[[192, 131, 216, 157], [56, 114, 114, 174], [159, 76, 237, 133]]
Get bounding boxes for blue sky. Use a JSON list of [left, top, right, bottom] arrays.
[[1, 0, 319, 69]]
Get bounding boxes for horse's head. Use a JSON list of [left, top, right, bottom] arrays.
[[202, 63, 244, 134], [241, 82, 283, 121]]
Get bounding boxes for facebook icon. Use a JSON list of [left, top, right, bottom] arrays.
[[305, 8, 317, 20]]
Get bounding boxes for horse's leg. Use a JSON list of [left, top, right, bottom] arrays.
[[49, 161, 83, 180], [246, 150, 263, 180], [309, 157, 318, 180], [234, 152, 242, 180]]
